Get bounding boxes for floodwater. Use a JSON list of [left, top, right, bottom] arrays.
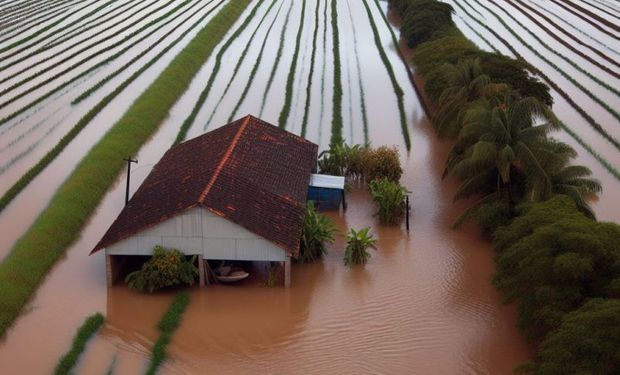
[[0, 0, 617, 374]]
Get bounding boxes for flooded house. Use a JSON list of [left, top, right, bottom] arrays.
[[91, 115, 318, 288]]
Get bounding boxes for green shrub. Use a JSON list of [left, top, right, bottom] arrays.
[[493, 197, 620, 341], [299, 202, 337, 263], [369, 178, 408, 225], [125, 246, 198, 293], [344, 227, 377, 266], [361, 145, 403, 183], [520, 299, 620, 374]]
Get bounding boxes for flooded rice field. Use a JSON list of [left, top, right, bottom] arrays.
[[0, 0, 617, 374]]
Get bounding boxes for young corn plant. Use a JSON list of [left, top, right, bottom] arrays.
[[369, 178, 408, 225], [344, 227, 377, 266], [299, 202, 337, 263]]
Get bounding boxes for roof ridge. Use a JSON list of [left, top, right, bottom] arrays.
[[198, 116, 251, 203]]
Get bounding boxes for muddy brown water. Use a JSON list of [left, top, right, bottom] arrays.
[[0, 0, 618, 373]]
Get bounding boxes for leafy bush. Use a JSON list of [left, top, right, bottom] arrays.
[[493, 197, 620, 341], [344, 227, 377, 266], [520, 299, 620, 374], [299, 202, 337, 263], [369, 178, 408, 225], [125, 246, 198, 293], [361, 145, 403, 183]]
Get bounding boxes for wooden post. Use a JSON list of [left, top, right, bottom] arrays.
[[106, 255, 113, 288], [284, 254, 291, 288], [198, 257, 205, 287]]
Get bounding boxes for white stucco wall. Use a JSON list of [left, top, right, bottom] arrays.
[[105, 207, 286, 261]]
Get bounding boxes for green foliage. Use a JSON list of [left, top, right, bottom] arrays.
[[125, 247, 198, 293], [53, 313, 105, 375], [493, 196, 620, 341], [300, 0, 321, 137], [369, 178, 408, 225], [318, 141, 365, 178], [344, 228, 377, 266], [299, 202, 337, 263], [0, 0, 251, 338], [361, 145, 403, 183], [523, 299, 620, 374], [329, 0, 343, 145], [145, 293, 190, 375]]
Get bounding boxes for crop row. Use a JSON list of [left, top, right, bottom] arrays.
[[277, 0, 307, 129], [361, 0, 410, 149], [299, 0, 322, 137], [174, 0, 265, 145], [0, 0, 252, 338], [456, 0, 620, 144], [0, 0, 226, 214], [345, 0, 369, 144], [0, 0, 198, 127], [206, 0, 279, 129], [228, 2, 286, 124]]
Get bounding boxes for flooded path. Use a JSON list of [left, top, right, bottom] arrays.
[[0, 0, 617, 373]]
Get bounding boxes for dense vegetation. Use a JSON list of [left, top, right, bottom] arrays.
[[53, 313, 105, 375], [299, 202, 337, 263], [318, 142, 403, 184], [0, 0, 252, 338], [125, 247, 198, 293], [389, 0, 620, 372], [145, 293, 190, 375]]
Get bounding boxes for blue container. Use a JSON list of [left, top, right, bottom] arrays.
[[307, 187, 343, 210]]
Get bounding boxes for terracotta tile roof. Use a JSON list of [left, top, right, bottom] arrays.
[[91, 115, 318, 256]]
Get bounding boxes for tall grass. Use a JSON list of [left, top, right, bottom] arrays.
[[0, 0, 227, 214], [145, 293, 190, 375], [205, 0, 278, 128], [277, 0, 307, 129], [299, 0, 321, 137], [53, 313, 105, 375], [174, 0, 264, 144], [0, 0, 251, 338], [258, 1, 294, 117], [329, 0, 343, 145], [228, 2, 285, 123], [361, 0, 411, 149]]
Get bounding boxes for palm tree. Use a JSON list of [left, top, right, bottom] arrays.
[[533, 139, 601, 219], [446, 96, 560, 226], [432, 58, 511, 139]]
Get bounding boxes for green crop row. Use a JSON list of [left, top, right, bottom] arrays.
[[0, 0, 252, 338], [53, 313, 105, 375], [0, 0, 227, 214]]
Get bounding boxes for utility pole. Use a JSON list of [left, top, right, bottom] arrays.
[[124, 157, 138, 205]]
